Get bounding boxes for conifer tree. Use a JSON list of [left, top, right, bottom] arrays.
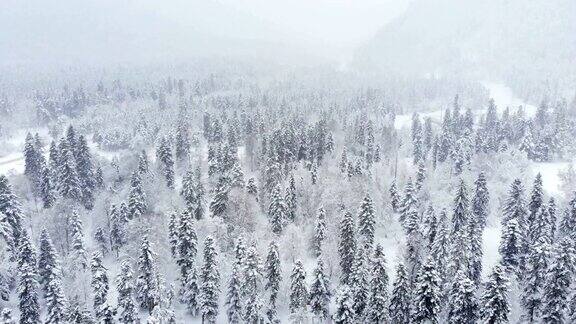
[[333, 286, 355, 324], [40, 166, 56, 209], [44, 276, 67, 324], [38, 229, 58, 295], [246, 178, 258, 199], [109, 204, 127, 256], [528, 173, 544, 227], [480, 265, 509, 324], [200, 236, 220, 324], [128, 171, 147, 219], [452, 179, 470, 235], [69, 210, 88, 271], [225, 263, 242, 324], [94, 227, 109, 257], [547, 198, 557, 240], [447, 270, 478, 324], [313, 206, 326, 256], [471, 172, 489, 228], [91, 252, 109, 319], [400, 179, 418, 226], [358, 194, 376, 247], [58, 143, 82, 202], [521, 236, 550, 322], [209, 176, 229, 218], [264, 241, 281, 323], [289, 260, 308, 316], [156, 137, 175, 189], [75, 135, 95, 209], [468, 221, 484, 286], [0, 176, 24, 258], [176, 210, 197, 282], [411, 256, 441, 324], [136, 236, 159, 314], [541, 239, 574, 324], [389, 263, 411, 324], [339, 211, 356, 285], [285, 174, 297, 222], [268, 186, 286, 234], [350, 245, 369, 319], [366, 244, 389, 323], [181, 264, 200, 316], [499, 218, 522, 271], [389, 180, 401, 213], [117, 260, 139, 324], [18, 232, 40, 324], [24, 132, 41, 185], [309, 257, 331, 321], [243, 246, 265, 323]]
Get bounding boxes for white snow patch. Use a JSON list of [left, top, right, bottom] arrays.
[[482, 81, 537, 117], [482, 225, 502, 278], [531, 161, 573, 197]]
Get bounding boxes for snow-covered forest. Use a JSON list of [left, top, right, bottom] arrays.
[[1, 1, 576, 323]]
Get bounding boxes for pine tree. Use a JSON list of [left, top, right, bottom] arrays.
[[313, 206, 326, 256], [69, 210, 88, 271], [452, 179, 470, 235], [209, 176, 229, 218], [138, 150, 149, 175], [181, 264, 200, 316], [67, 297, 95, 324], [225, 263, 242, 324], [366, 244, 389, 323], [390, 180, 401, 213], [136, 236, 159, 314], [471, 172, 489, 228], [156, 137, 175, 189], [521, 236, 550, 322], [40, 166, 56, 208], [333, 286, 355, 324], [243, 246, 265, 323], [128, 171, 147, 218], [389, 263, 411, 324], [44, 276, 67, 324], [414, 162, 426, 192], [528, 173, 544, 228], [447, 270, 478, 324], [18, 232, 40, 324], [75, 135, 95, 209], [175, 122, 191, 162], [230, 162, 245, 188], [468, 221, 484, 286], [38, 229, 58, 295], [285, 174, 297, 222], [200, 236, 220, 323], [57, 142, 82, 202], [289, 260, 308, 317], [117, 260, 139, 324], [94, 166, 104, 190], [268, 186, 286, 234], [94, 227, 109, 257], [176, 210, 197, 281], [358, 194, 376, 247], [24, 132, 42, 186], [168, 211, 179, 258], [309, 257, 331, 321], [499, 218, 522, 271], [400, 179, 418, 226], [411, 256, 441, 324], [91, 252, 109, 319], [350, 245, 369, 319], [339, 211, 356, 285], [480, 265, 509, 324], [541, 239, 574, 324], [0, 176, 24, 259], [547, 198, 557, 240], [234, 236, 246, 267], [264, 241, 281, 323], [109, 204, 127, 256]]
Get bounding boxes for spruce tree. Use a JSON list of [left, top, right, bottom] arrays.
[[57, 143, 82, 202], [18, 232, 40, 324], [447, 270, 478, 324], [38, 229, 58, 295], [366, 244, 389, 323], [209, 176, 229, 218], [136, 236, 159, 314], [246, 178, 258, 199], [0, 175, 24, 259], [358, 194, 376, 247], [289, 260, 308, 317], [200, 236, 220, 324], [225, 263, 242, 324], [264, 241, 281, 323], [499, 218, 522, 271], [528, 173, 544, 228], [471, 172, 489, 228], [285, 174, 297, 222], [480, 265, 509, 324], [168, 211, 179, 258], [313, 206, 326, 256], [389, 180, 400, 213], [333, 286, 355, 324], [400, 179, 418, 226], [128, 171, 147, 219], [411, 256, 441, 324], [94, 227, 109, 257], [268, 186, 286, 234], [116, 260, 139, 324], [468, 221, 484, 286], [181, 264, 200, 316], [350, 245, 369, 319], [156, 137, 175, 189], [68, 210, 88, 271], [40, 166, 56, 209], [309, 257, 331, 321], [176, 210, 197, 282], [389, 263, 411, 324], [109, 204, 127, 256], [339, 211, 356, 285], [75, 135, 95, 209], [541, 239, 574, 324], [452, 179, 470, 235], [91, 252, 109, 319], [243, 246, 264, 323], [521, 236, 550, 322]]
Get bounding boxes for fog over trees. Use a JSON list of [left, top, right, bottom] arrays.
[[0, 0, 575, 323]]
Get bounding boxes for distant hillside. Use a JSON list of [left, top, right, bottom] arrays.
[[356, 0, 576, 101]]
